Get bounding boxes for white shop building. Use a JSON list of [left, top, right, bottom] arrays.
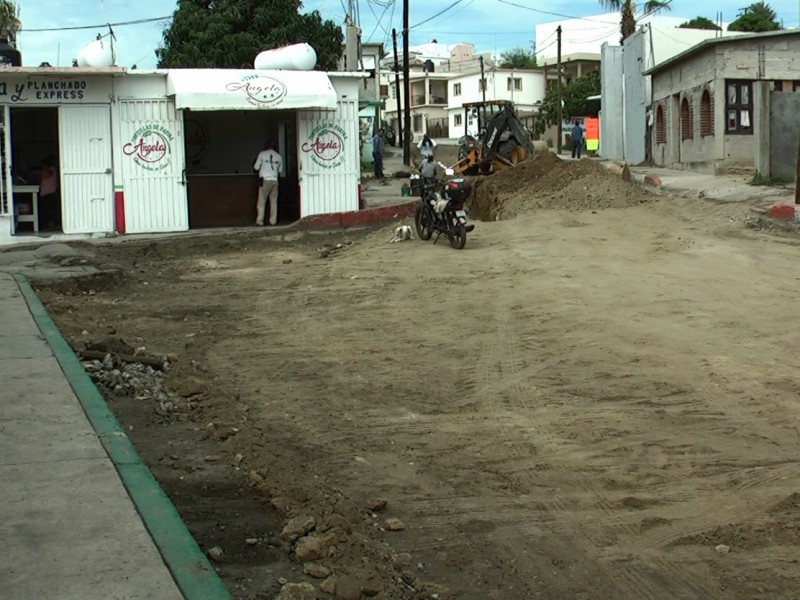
[[0, 67, 363, 243]]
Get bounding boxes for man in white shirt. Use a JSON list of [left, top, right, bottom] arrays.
[[253, 140, 283, 226]]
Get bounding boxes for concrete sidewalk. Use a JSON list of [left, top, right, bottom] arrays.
[[0, 273, 230, 600], [627, 165, 794, 207]]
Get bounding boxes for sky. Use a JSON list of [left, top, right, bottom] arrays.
[[14, 0, 800, 68]]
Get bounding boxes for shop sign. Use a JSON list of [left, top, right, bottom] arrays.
[[301, 122, 347, 169], [185, 119, 207, 159], [225, 73, 287, 107], [123, 124, 173, 171], [0, 79, 88, 103]]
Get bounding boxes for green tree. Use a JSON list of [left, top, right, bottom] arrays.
[[0, 0, 20, 44], [679, 16, 721, 30], [499, 47, 537, 69], [727, 2, 781, 32], [599, 0, 671, 43], [535, 71, 601, 136], [156, 0, 344, 70]]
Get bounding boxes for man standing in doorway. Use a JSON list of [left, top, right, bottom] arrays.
[[39, 155, 60, 231], [253, 140, 283, 226], [570, 119, 584, 160], [372, 128, 385, 183]]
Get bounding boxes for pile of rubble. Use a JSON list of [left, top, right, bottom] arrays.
[[81, 351, 188, 418]]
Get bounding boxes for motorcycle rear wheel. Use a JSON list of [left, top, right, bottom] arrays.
[[414, 204, 433, 241], [449, 223, 467, 249]]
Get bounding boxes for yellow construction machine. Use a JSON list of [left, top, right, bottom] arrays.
[[450, 100, 536, 176]]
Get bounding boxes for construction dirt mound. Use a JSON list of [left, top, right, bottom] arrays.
[[469, 152, 653, 221]]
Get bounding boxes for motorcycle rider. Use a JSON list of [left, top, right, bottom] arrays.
[[419, 155, 447, 183]]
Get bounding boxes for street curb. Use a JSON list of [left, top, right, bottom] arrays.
[[298, 199, 418, 229], [12, 273, 232, 600]]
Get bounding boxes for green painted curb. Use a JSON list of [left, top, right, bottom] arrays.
[[13, 273, 232, 600]]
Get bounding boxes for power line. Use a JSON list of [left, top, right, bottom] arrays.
[[20, 15, 171, 33], [365, 0, 393, 41], [411, 0, 469, 30], [534, 36, 559, 56], [495, 0, 612, 23]]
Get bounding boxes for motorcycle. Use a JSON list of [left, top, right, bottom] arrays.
[[412, 169, 475, 250]]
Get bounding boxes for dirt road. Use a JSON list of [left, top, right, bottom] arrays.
[[35, 185, 800, 599]]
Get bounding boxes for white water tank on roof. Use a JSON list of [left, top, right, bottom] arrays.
[[76, 37, 115, 67], [254, 43, 317, 71]]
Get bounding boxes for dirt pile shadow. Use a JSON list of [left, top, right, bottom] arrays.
[[469, 152, 652, 221]]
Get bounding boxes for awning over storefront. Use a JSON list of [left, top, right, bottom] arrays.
[[166, 69, 338, 111]]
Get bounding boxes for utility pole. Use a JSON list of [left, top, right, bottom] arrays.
[[480, 55, 486, 103], [392, 28, 403, 148], [402, 0, 411, 166], [556, 25, 563, 155]]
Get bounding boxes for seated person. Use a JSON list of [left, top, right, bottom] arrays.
[[418, 155, 448, 182]]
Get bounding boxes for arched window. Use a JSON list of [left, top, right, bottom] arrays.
[[700, 89, 713, 137], [655, 104, 666, 144], [680, 97, 693, 141]]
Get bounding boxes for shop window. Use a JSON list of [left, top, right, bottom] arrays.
[[680, 97, 693, 141], [453, 82, 462, 96], [454, 114, 463, 126], [413, 114, 423, 132], [507, 77, 522, 91], [700, 89, 713, 137], [794, 81, 800, 92], [655, 104, 666, 144], [725, 80, 752, 134]]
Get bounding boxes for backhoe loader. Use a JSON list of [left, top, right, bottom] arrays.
[[450, 100, 536, 176]]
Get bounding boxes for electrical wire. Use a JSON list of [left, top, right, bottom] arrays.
[[410, 0, 469, 30], [20, 15, 171, 33], [365, 0, 393, 41], [382, 0, 398, 48], [534, 36, 559, 56], [496, 0, 612, 23]]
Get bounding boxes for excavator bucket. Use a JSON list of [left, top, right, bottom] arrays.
[[450, 147, 482, 176]]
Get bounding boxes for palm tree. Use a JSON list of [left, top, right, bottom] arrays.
[[0, 1, 20, 45], [600, 0, 671, 43]]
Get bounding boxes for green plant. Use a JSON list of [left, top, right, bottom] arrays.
[[546, 138, 553, 148], [750, 171, 793, 187], [157, 0, 343, 70]]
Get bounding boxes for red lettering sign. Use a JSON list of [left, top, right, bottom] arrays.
[[123, 133, 168, 163], [302, 131, 344, 161]]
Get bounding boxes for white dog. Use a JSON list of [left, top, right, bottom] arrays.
[[389, 225, 414, 243]]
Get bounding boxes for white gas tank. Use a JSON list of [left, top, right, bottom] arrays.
[[77, 37, 115, 67], [254, 43, 317, 71]]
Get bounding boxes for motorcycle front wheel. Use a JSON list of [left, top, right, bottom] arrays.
[[414, 204, 434, 241], [449, 223, 467, 249]]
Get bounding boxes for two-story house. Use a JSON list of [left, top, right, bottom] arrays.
[[446, 68, 546, 140]]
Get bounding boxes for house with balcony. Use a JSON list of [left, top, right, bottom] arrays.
[[381, 41, 495, 142], [383, 71, 453, 142]]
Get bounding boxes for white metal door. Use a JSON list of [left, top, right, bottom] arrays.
[[59, 105, 114, 234], [298, 100, 360, 217], [119, 99, 188, 233]]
